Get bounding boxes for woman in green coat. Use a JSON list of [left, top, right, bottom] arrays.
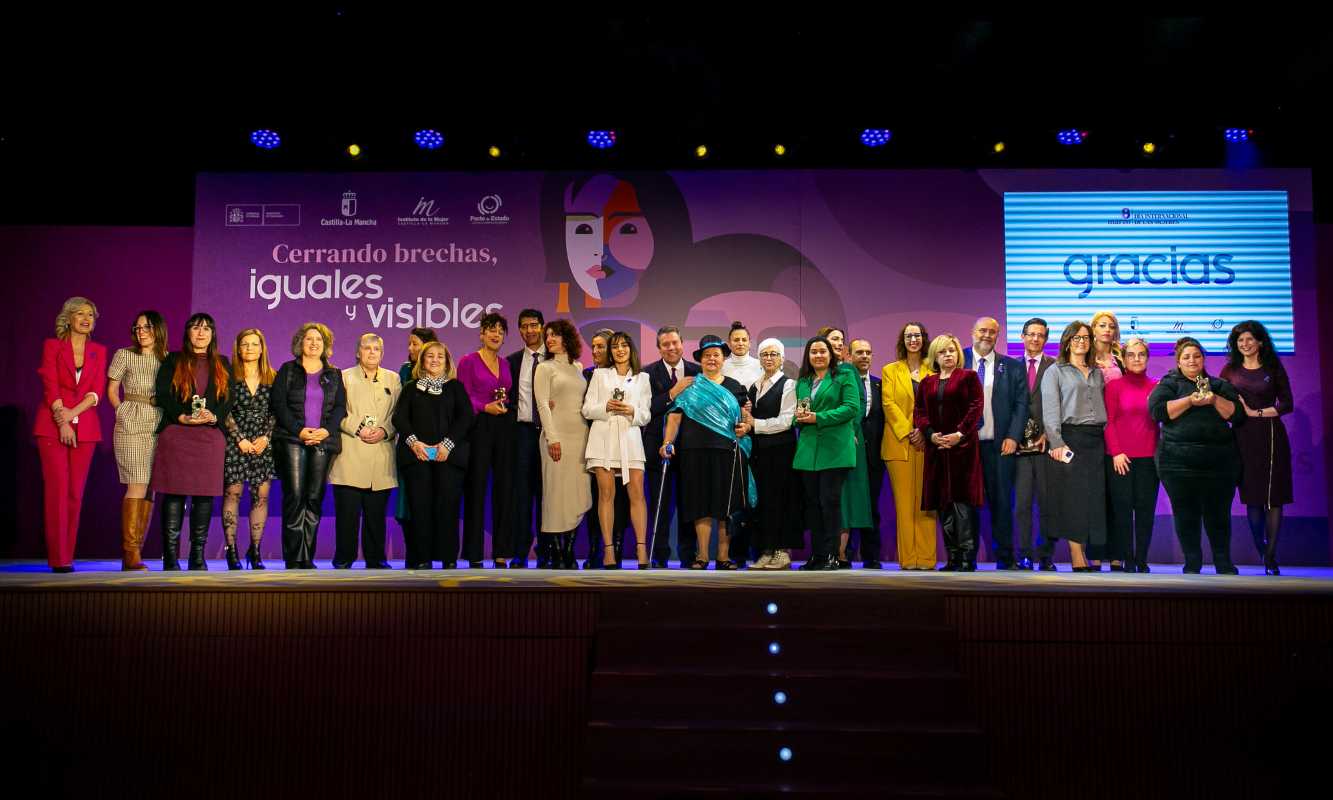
[[818, 326, 873, 567], [793, 335, 861, 571]]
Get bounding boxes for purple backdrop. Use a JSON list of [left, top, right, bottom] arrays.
[[2, 167, 1329, 563]]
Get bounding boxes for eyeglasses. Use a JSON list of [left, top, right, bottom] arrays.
[[1069, 335, 1091, 343], [131, 325, 153, 333], [903, 333, 924, 340], [759, 352, 782, 358]]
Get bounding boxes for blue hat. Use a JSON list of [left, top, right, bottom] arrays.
[[692, 334, 732, 362]]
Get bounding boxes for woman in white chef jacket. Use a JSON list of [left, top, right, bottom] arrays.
[[582, 331, 653, 568]]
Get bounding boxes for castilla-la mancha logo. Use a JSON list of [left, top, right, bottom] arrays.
[[471, 194, 510, 225]]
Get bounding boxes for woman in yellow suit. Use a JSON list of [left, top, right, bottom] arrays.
[[881, 322, 939, 570]]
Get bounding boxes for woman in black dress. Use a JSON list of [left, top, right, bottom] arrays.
[[222, 328, 277, 569], [1221, 321, 1293, 574]]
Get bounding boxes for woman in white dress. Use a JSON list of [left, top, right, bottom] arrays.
[[582, 332, 652, 568], [535, 319, 593, 569]]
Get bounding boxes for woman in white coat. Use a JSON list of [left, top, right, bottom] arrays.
[[582, 331, 652, 568]]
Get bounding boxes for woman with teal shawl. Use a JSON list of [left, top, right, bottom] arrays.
[[659, 334, 757, 569]]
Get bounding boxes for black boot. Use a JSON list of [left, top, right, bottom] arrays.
[[939, 504, 961, 571], [187, 496, 213, 571], [559, 532, 578, 570], [161, 495, 184, 571], [246, 542, 266, 570], [225, 544, 243, 570], [1265, 529, 1281, 576], [955, 504, 978, 572], [535, 533, 554, 569]]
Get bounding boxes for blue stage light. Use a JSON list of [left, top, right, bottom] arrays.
[[779, 747, 793, 762], [860, 129, 892, 148], [250, 130, 281, 150], [768, 642, 781, 655], [773, 691, 788, 705], [414, 129, 444, 150], [1224, 128, 1251, 143], [1057, 129, 1085, 146], [587, 130, 617, 149], [765, 602, 778, 615]]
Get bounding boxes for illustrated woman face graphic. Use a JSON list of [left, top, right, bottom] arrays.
[[564, 175, 655, 302]]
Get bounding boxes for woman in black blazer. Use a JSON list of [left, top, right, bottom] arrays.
[[394, 341, 475, 569], [269, 323, 347, 569]]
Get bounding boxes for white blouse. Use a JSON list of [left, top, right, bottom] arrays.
[[581, 366, 652, 482]]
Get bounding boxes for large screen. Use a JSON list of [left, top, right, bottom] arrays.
[[1003, 191, 1294, 353]]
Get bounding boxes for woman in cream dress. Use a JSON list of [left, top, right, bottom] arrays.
[[535, 319, 592, 569]]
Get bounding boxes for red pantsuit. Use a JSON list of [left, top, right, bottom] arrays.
[[34, 337, 107, 568]]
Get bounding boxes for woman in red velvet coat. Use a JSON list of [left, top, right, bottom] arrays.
[[34, 297, 108, 572], [913, 333, 984, 571]]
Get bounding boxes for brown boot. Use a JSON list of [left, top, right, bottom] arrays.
[[121, 498, 150, 571]]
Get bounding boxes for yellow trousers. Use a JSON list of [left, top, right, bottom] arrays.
[[887, 452, 939, 568]]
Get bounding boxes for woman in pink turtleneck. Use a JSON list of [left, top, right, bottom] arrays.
[[1104, 337, 1160, 573]]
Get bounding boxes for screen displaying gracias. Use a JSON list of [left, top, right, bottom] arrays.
[[1004, 191, 1293, 354]]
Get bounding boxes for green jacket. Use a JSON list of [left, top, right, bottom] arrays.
[[792, 367, 860, 471]]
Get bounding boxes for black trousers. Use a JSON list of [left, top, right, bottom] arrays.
[[1107, 456, 1159, 565], [802, 468, 848, 560], [512, 421, 543, 562], [1013, 454, 1052, 559], [646, 438, 691, 564], [404, 460, 464, 565], [978, 439, 1017, 563], [466, 413, 515, 562], [939, 502, 978, 561], [332, 484, 390, 566], [1160, 472, 1235, 572], [751, 439, 802, 553], [853, 445, 886, 561], [275, 442, 333, 566]]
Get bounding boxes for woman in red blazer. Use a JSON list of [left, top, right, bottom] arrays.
[[34, 297, 107, 572], [913, 333, 984, 572]]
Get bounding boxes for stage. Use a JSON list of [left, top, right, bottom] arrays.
[[4, 561, 1330, 799]]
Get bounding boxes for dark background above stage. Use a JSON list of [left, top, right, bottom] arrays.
[[3, 11, 1333, 224]]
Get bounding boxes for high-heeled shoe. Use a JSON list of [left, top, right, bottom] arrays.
[[245, 543, 266, 570], [600, 543, 621, 569], [1264, 559, 1281, 576], [635, 541, 649, 569], [225, 544, 243, 571]]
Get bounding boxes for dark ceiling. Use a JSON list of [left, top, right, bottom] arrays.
[[3, 10, 1331, 224]]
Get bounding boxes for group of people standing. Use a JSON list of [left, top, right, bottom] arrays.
[[33, 297, 1296, 576]]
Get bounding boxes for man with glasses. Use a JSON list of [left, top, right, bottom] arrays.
[[1013, 318, 1057, 569], [964, 317, 1029, 570]]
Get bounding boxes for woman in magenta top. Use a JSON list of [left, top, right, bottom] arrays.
[[1104, 337, 1159, 573], [456, 312, 516, 567], [34, 297, 107, 572]]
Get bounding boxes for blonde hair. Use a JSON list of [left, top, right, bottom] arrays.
[[291, 322, 335, 366], [1089, 310, 1123, 364], [1122, 336, 1150, 358], [925, 333, 964, 373], [231, 328, 276, 385], [412, 341, 456, 381], [55, 297, 98, 339]]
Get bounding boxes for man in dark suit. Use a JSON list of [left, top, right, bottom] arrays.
[[849, 338, 886, 568], [963, 316, 1030, 570], [1012, 317, 1057, 570], [642, 325, 700, 568], [507, 309, 546, 567]]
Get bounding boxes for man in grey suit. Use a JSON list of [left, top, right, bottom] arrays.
[[1013, 317, 1057, 570]]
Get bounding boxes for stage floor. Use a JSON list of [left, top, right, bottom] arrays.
[[3, 558, 1332, 594]]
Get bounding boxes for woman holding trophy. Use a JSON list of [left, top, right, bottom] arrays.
[[150, 313, 233, 570], [457, 312, 516, 567], [1149, 337, 1243, 575]]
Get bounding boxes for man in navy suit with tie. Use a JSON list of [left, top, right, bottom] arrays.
[[963, 317, 1029, 570], [849, 338, 886, 568], [642, 325, 700, 568], [507, 309, 546, 567]]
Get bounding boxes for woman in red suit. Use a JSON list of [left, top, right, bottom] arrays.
[[913, 333, 984, 572], [34, 297, 108, 572]]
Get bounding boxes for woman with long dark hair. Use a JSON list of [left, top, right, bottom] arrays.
[[150, 313, 232, 570], [793, 335, 859, 571], [222, 328, 277, 569], [107, 310, 166, 570], [1221, 321, 1293, 575]]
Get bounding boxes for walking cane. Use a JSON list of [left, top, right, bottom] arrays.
[[647, 444, 674, 563]]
